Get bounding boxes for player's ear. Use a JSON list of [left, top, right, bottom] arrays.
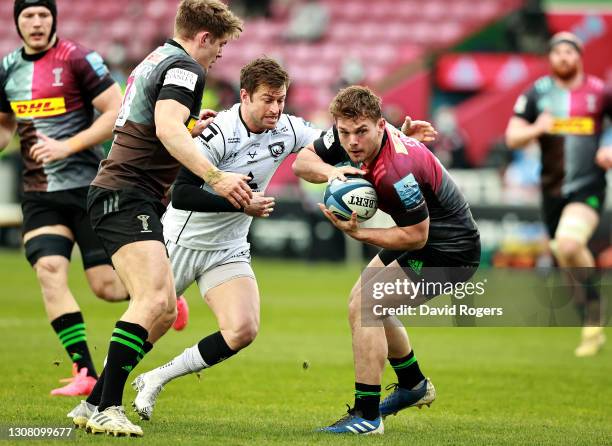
[[198, 31, 212, 47], [377, 118, 386, 131], [239, 88, 250, 104]]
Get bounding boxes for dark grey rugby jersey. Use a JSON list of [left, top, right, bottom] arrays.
[[92, 39, 206, 200]]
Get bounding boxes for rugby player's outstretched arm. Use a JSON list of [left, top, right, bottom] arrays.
[[292, 144, 364, 183], [155, 99, 252, 208], [0, 112, 16, 151]]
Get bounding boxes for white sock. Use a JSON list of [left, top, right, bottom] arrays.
[[149, 345, 208, 385]]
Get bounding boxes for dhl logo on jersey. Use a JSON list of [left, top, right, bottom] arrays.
[[551, 117, 595, 135], [10, 97, 66, 118]]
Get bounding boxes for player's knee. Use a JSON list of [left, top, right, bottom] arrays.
[[226, 319, 259, 349], [90, 277, 121, 301], [145, 294, 170, 320], [34, 257, 64, 283], [554, 237, 583, 261]]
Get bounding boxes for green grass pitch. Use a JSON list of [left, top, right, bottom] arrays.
[[0, 249, 610, 445]]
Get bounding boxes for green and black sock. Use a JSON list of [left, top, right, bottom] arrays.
[[354, 383, 381, 421], [51, 312, 97, 378], [389, 350, 425, 390], [98, 321, 148, 411], [87, 340, 153, 407]]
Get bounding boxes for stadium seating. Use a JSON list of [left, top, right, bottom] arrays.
[[1, 0, 524, 117]]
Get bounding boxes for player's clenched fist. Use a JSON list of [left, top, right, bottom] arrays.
[[207, 171, 252, 208]]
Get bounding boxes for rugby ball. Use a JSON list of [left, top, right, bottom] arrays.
[[324, 177, 378, 222]]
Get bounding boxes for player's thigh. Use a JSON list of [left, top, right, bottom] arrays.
[[202, 264, 259, 330], [166, 239, 200, 297], [21, 191, 75, 266], [555, 202, 600, 244], [111, 240, 174, 300], [68, 188, 112, 271], [21, 191, 74, 242]]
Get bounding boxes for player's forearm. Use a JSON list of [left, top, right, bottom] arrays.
[[157, 121, 216, 180], [350, 226, 428, 251], [292, 150, 336, 183], [0, 115, 17, 150], [0, 129, 13, 150], [505, 125, 542, 149], [64, 109, 117, 154], [172, 184, 240, 213]]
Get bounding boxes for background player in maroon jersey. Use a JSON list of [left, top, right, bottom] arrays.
[[0, 0, 127, 396], [293, 86, 480, 434], [505, 32, 612, 356]]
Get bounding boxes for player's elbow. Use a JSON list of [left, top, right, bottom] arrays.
[[291, 158, 305, 178], [505, 133, 520, 149]]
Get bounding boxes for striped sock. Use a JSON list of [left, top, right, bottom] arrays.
[[51, 312, 97, 378], [354, 383, 381, 421], [87, 341, 153, 407], [389, 350, 425, 390], [98, 321, 148, 411]]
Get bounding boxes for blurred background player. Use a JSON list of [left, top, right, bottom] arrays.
[[505, 32, 612, 357], [0, 0, 128, 396], [292, 86, 480, 434], [80, 0, 250, 437]]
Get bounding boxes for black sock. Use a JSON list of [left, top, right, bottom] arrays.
[[580, 270, 602, 326], [389, 351, 425, 390], [98, 321, 148, 411], [354, 383, 381, 421], [51, 312, 97, 378], [87, 341, 153, 406], [197, 331, 237, 367]]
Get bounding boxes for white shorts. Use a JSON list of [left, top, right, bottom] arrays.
[[166, 240, 254, 296]]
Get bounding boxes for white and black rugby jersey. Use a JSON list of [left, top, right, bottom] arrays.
[[162, 103, 323, 250]]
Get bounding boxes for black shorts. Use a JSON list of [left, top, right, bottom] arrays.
[[87, 186, 166, 258], [378, 241, 481, 298], [542, 188, 606, 238], [21, 187, 111, 269]]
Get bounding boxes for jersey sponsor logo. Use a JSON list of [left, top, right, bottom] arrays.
[[393, 173, 423, 209], [246, 171, 259, 191], [268, 141, 286, 158], [323, 128, 335, 149], [163, 68, 198, 91], [550, 117, 594, 135], [11, 97, 66, 118], [85, 52, 109, 77]]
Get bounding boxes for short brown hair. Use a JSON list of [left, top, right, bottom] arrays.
[[329, 86, 382, 122], [240, 58, 290, 96], [175, 0, 243, 40]]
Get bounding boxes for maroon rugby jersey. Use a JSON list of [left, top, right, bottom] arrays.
[[314, 126, 479, 256]]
